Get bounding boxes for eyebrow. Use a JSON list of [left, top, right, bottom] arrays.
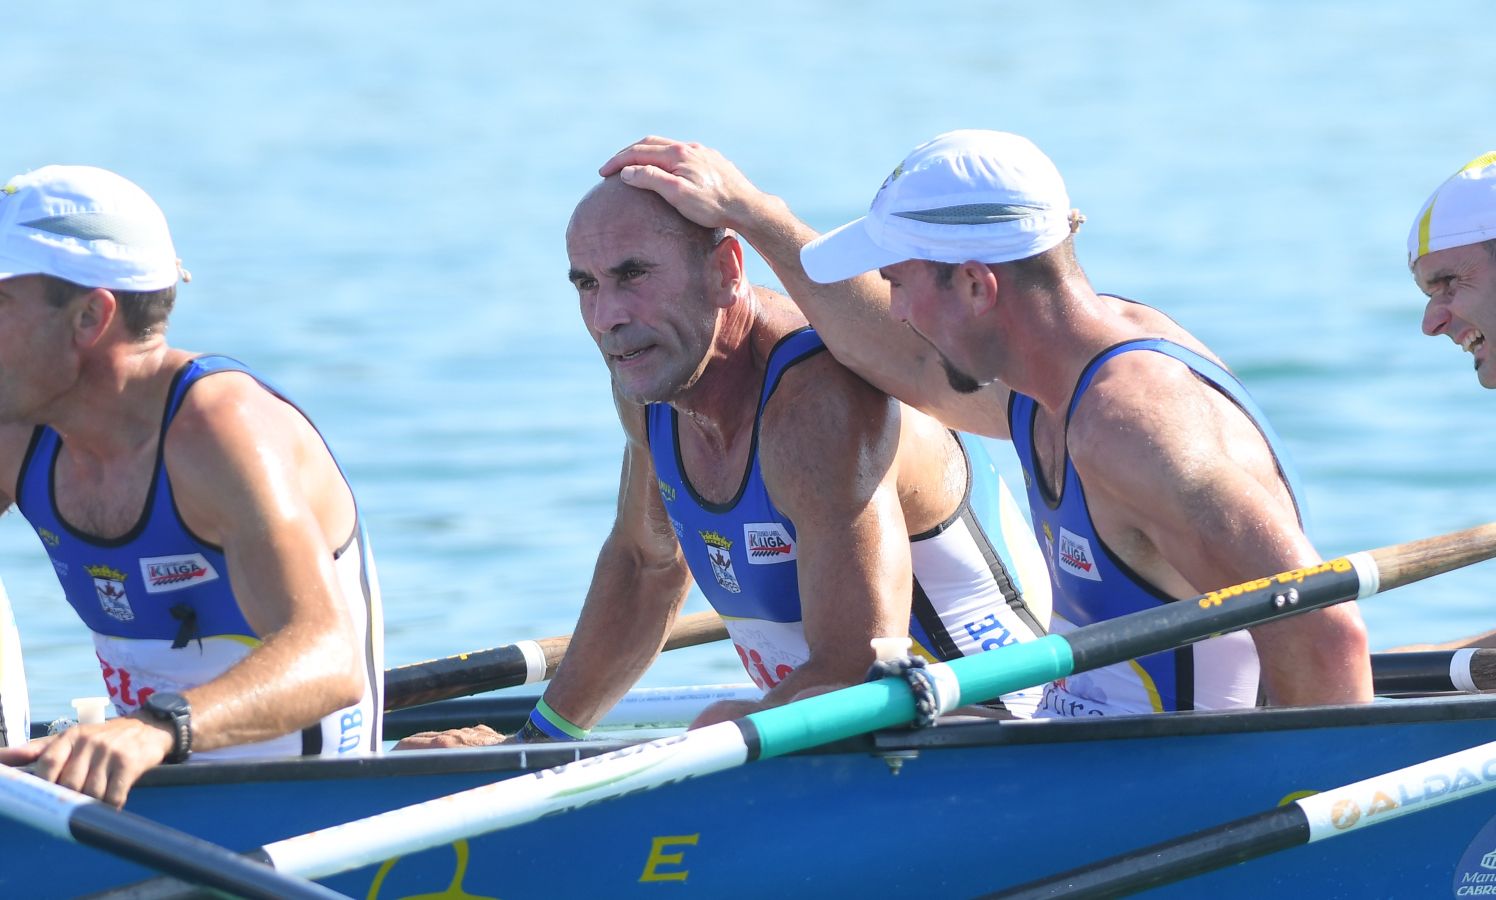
[[568, 258, 656, 283]]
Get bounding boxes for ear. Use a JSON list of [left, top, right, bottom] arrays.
[[71, 288, 118, 349], [956, 260, 1000, 316], [708, 233, 747, 309]]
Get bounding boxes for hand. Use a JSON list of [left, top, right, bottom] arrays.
[[393, 724, 506, 751], [688, 699, 766, 729], [599, 137, 767, 233], [0, 717, 172, 808]]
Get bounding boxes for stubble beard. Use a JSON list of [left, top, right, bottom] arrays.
[[941, 354, 983, 395]]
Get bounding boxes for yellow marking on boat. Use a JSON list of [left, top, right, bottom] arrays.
[[639, 833, 699, 883], [366, 839, 498, 900]]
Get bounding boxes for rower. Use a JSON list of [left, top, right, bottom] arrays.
[[0, 166, 384, 806], [397, 172, 1052, 748], [596, 132, 1373, 715]]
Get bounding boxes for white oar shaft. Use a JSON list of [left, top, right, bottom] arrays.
[[597, 683, 759, 728], [0, 763, 88, 838], [1298, 738, 1496, 841], [264, 721, 751, 880]]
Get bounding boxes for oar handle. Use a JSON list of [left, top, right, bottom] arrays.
[[1371, 649, 1496, 694], [382, 611, 729, 710], [1369, 522, 1496, 591]]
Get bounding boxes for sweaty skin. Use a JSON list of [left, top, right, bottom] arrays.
[[587, 137, 1372, 709]]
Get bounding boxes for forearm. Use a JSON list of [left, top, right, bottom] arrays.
[[184, 623, 365, 751], [543, 542, 693, 730], [726, 194, 953, 413]]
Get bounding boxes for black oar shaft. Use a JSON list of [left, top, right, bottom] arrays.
[[1371, 649, 1496, 694], [983, 806, 1309, 899], [382, 610, 728, 710], [67, 803, 341, 900]]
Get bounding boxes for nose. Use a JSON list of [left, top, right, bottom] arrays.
[[587, 286, 630, 335], [1422, 295, 1449, 337]]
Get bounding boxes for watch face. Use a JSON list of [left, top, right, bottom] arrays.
[[147, 692, 190, 716]]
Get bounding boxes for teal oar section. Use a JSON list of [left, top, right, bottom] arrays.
[[89, 522, 1496, 897], [748, 636, 1073, 758]]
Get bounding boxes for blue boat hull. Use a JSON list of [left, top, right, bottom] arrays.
[[12, 695, 1496, 898]]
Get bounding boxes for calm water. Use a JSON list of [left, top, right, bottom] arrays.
[[4, 1, 1496, 717]]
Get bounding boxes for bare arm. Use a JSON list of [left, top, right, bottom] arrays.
[[691, 360, 913, 726], [599, 137, 1010, 438], [1074, 359, 1372, 706], [0, 376, 368, 804], [539, 398, 695, 730]]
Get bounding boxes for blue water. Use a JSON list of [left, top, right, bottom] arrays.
[[3, 1, 1496, 717]]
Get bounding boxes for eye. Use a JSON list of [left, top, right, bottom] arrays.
[[573, 276, 598, 292], [621, 266, 646, 282]]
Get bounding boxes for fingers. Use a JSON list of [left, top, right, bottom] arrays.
[[600, 136, 687, 176], [394, 725, 505, 751], [0, 737, 48, 766], [25, 723, 163, 807]]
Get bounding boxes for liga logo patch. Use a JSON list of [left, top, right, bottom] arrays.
[[743, 522, 796, 565], [1056, 527, 1102, 582], [140, 553, 219, 594]]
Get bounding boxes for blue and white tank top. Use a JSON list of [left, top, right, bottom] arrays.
[[1009, 337, 1302, 716], [14, 356, 384, 758], [649, 328, 1052, 714]]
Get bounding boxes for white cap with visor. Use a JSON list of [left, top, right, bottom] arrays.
[[801, 130, 1073, 284], [0, 165, 185, 292]]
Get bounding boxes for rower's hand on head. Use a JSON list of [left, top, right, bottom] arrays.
[[0, 717, 172, 808], [393, 724, 506, 751], [600, 137, 764, 232]]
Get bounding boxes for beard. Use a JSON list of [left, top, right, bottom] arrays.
[[941, 354, 983, 394]]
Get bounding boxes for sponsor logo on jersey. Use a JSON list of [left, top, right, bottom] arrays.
[[86, 564, 133, 621], [37, 527, 60, 547], [743, 522, 796, 565], [699, 530, 740, 593], [140, 553, 220, 594], [656, 479, 676, 503], [50, 558, 69, 579], [668, 517, 684, 540], [1056, 528, 1102, 582]]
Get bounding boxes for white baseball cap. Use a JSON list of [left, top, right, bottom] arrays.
[[0, 165, 185, 291], [1407, 152, 1496, 265], [801, 130, 1073, 284]]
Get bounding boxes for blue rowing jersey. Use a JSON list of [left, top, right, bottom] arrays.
[[1009, 337, 1302, 716], [649, 328, 1052, 714], [14, 355, 384, 758]]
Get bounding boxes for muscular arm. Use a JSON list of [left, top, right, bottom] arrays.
[[1073, 360, 1372, 706], [599, 137, 1010, 438], [692, 361, 913, 726], [539, 398, 695, 730], [0, 377, 368, 804]]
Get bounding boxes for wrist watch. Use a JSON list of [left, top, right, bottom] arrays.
[[140, 692, 193, 763]]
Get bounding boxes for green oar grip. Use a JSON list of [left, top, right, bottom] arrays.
[[746, 636, 1075, 760]]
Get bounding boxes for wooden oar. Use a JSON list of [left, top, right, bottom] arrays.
[[1371, 648, 1496, 695], [0, 764, 345, 900], [97, 522, 1496, 891], [382, 610, 728, 709], [985, 735, 1496, 898]]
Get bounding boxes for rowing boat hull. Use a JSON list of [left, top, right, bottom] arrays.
[[14, 694, 1496, 898]]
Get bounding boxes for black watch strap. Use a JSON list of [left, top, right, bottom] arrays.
[[142, 692, 192, 763]]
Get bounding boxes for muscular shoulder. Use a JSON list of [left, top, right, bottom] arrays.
[[164, 371, 310, 463], [757, 352, 900, 507], [1067, 349, 1278, 503]]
